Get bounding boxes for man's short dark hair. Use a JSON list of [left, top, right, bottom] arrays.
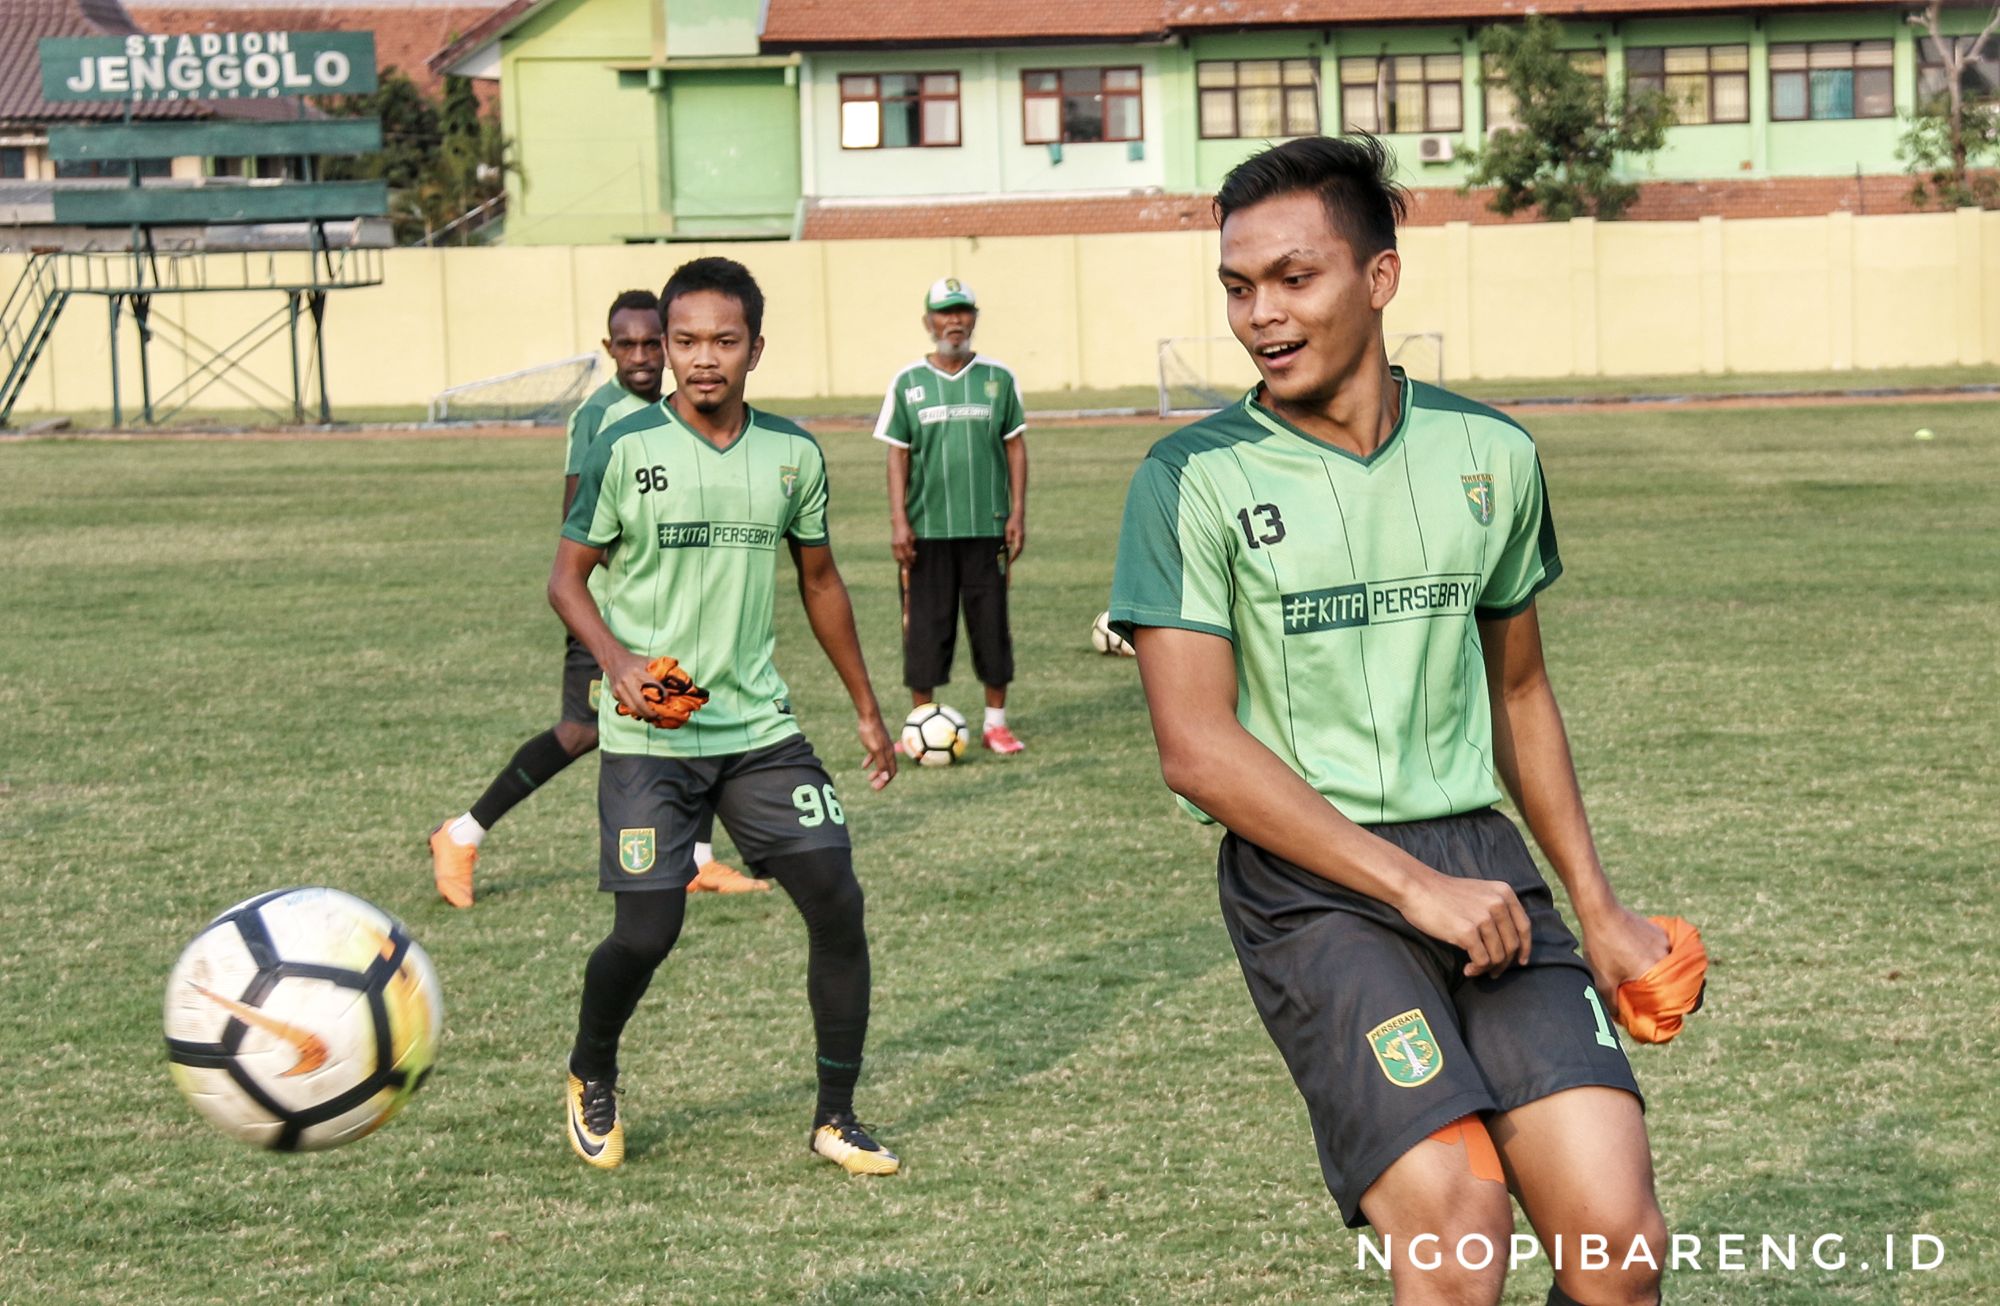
[[1213, 135, 1410, 261], [660, 257, 765, 339], [606, 289, 660, 334]]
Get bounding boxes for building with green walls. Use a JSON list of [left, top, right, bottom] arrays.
[[433, 0, 800, 243], [434, 0, 1999, 243]]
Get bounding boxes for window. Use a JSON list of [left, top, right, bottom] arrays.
[[54, 157, 170, 178], [1918, 34, 2000, 105], [1022, 67, 1142, 143], [1625, 45, 1749, 124], [1770, 41, 1893, 121], [1483, 50, 1605, 133], [840, 73, 961, 149], [1339, 54, 1463, 134], [0, 147, 24, 180], [1197, 59, 1319, 138]]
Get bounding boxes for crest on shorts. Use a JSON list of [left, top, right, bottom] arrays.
[[1462, 473, 1495, 526], [588, 677, 603, 712], [617, 828, 656, 875], [780, 464, 799, 498], [1366, 1008, 1443, 1088]]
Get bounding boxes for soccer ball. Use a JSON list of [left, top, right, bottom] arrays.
[[901, 703, 969, 766], [1091, 611, 1136, 657], [163, 887, 443, 1152]]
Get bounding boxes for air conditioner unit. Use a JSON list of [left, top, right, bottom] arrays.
[[1418, 134, 1456, 163]]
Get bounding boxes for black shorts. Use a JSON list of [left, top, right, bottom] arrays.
[[1217, 808, 1642, 1228], [902, 536, 1013, 691], [561, 634, 601, 725], [596, 733, 851, 891]]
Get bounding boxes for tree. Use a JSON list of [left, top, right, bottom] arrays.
[[1463, 15, 1675, 221], [319, 72, 516, 244], [1900, 2, 2000, 210]]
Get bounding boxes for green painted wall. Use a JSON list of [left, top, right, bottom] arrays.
[[499, 0, 795, 244], [666, 69, 799, 236], [502, 0, 665, 245]]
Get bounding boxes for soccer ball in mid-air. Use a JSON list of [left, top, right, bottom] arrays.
[[901, 703, 969, 766], [1091, 611, 1136, 657], [164, 886, 443, 1152]]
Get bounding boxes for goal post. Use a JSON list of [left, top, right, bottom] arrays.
[[1156, 332, 1445, 418], [427, 352, 599, 425]]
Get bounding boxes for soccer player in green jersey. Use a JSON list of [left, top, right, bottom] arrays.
[[428, 291, 761, 905], [1109, 137, 1671, 1305], [550, 257, 902, 1175], [873, 277, 1029, 754]]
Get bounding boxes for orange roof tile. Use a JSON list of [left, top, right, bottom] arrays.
[[128, 3, 505, 94]]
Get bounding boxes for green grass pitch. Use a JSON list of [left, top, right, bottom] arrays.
[[1, 401, 1995, 1303]]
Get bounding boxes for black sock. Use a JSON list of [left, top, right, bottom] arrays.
[[569, 891, 685, 1081], [469, 729, 577, 829], [759, 848, 871, 1119]]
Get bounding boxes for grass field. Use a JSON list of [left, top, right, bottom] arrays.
[[2, 399, 1996, 1304]]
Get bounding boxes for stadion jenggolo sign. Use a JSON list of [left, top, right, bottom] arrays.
[[39, 32, 376, 101]]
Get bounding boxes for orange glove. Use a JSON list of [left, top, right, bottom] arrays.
[[616, 656, 709, 730], [1614, 916, 1708, 1044]]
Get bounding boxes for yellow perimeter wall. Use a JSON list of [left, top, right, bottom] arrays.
[[5, 209, 1994, 415]]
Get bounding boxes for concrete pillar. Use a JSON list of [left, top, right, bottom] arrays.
[[1698, 214, 1726, 375], [1826, 210, 1854, 372], [1569, 216, 1599, 377], [1954, 206, 1985, 367], [1444, 220, 1472, 380]]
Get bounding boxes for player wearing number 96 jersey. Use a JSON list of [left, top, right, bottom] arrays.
[[550, 256, 902, 1175], [1109, 137, 1672, 1306]]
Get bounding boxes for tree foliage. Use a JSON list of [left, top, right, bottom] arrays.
[[1899, 3, 2000, 210], [1463, 16, 1674, 221], [319, 70, 515, 244]]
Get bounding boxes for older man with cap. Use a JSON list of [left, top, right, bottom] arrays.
[[873, 277, 1030, 754]]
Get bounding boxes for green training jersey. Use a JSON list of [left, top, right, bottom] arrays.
[[564, 380, 653, 606], [1108, 371, 1561, 826], [873, 355, 1025, 539], [562, 399, 830, 759], [565, 379, 652, 475]]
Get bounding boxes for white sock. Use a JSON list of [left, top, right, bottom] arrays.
[[693, 841, 714, 866], [446, 813, 486, 847], [984, 707, 1006, 730]]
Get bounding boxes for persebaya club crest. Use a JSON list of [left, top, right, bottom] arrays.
[[780, 464, 799, 498], [1367, 1008, 1443, 1087], [618, 828, 656, 875], [1462, 473, 1495, 526]]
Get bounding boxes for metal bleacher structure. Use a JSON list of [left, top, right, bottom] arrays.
[[1, 30, 388, 427]]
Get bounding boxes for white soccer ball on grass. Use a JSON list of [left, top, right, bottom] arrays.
[[164, 887, 443, 1151], [901, 703, 970, 766], [1091, 611, 1136, 657]]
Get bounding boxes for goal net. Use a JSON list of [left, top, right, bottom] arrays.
[[1156, 332, 1445, 418], [427, 353, 599, 425]]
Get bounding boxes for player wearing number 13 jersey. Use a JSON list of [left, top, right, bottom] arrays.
[[551, 257, 901, 1176], [1109, 138, 1669, 1306]]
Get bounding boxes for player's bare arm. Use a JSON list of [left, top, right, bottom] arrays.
[[1003, 433, 1028, 562], [1135, 625, 1530, 976], [789, 539, 897, 790], [885, 445, 916, 566], [1479, 601, 1668, 991], [548, 536, 652, 717]]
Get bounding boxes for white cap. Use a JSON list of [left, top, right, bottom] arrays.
[[925, 277, 977, 311]]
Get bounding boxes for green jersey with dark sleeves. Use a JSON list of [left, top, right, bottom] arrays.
[[564, 380, 653, 606], [562, 400, 830, 759], [1108, 371, 1561, 825], [565, 380, 652, 476], [873, 355, 1025, 539]]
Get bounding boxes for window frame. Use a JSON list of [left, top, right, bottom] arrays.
[[1769, 40, 1895, 122], [1482, 48, 1606, 134], [1917, 33, 2000, 105], [1195, 57, 1321, 140], [1623, 43, 1750, 125], [1021, 65, 1144, 145], [838, 71, 963, 150], [1337, 52, 1465, 135]]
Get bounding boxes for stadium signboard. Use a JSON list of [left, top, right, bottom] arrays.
[[38, 32, 377, 102]]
